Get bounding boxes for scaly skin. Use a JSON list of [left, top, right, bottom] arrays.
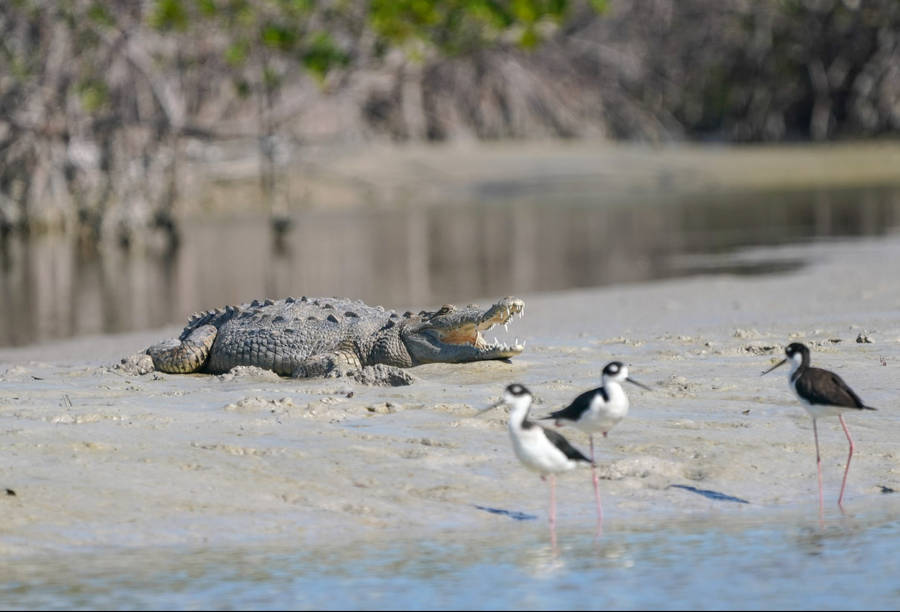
[[143, 296, 525, 385]]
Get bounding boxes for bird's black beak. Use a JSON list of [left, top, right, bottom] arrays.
[[476, 400, 505, 416], [761, 359, 787, 376], [626, 377, 652, 391]]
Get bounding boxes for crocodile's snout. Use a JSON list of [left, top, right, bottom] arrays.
[[415, 296, 526, 359]]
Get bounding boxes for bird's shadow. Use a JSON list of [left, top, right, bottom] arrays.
[[473, 504, 538, 521], [668, 484, 750, 504]]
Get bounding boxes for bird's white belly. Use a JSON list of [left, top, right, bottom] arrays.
[[510, 427, 575, 475], [581, 410, 626, 433], [580, 395, 629, 433], [798, 400, 850, 419]]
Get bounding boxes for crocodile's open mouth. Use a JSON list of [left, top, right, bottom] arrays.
[[433, 299, 525, 356]]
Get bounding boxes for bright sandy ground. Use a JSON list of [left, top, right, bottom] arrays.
[[1, 234, 898, 554]]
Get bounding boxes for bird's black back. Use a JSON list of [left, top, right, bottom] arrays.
[[544, 387, 607, 421], [796, 367, 877, 410]]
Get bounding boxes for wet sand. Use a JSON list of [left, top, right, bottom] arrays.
[[1, 235, 898, 556]]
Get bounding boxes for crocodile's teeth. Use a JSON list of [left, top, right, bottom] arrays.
[[504, 323, 509, 333]]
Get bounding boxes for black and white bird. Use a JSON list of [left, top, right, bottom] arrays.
[[541, 361, 650, 527], [762, 342, 877, 519], [479, 383, 593, 535]]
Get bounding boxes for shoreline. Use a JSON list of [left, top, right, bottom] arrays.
[[191, 139, 900, 214]]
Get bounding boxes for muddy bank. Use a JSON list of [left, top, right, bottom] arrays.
[[0, 235, 898, 556]]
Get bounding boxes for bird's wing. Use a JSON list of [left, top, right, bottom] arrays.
[[542, 387, 606, 421], [798, 367, 867, 408], [540, 426, 592, 463]]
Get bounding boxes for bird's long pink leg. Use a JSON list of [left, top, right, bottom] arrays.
[[590, 435, 604, 533], [813, 418, 824, 526], [548, 474, 558, 543], [837, 415, 855, 511], [541, 474, 558, 549]]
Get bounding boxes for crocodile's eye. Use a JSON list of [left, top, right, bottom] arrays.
[[436, 304, 455, 316]]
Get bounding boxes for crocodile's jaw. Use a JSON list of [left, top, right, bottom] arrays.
[[403, 297, 525, 364]]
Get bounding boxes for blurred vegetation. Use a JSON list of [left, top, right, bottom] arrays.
[[0, 0, 581, 244], [0, 0, 898, 245]]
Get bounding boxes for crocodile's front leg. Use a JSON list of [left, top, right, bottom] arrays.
[[147, 325, 217, 373], [291, 348, 363, 379], [292, 349, 415, 386]]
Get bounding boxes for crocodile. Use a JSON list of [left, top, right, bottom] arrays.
[[138, 296, 526, 385]]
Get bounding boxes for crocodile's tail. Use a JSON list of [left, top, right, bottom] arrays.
[[148, 324, 218, 373]]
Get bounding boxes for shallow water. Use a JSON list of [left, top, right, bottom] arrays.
[[3, 505, 899, 610], [2, 184, 900, 346]]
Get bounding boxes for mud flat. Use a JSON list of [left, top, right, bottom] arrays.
[[0, 235, 898, 556]]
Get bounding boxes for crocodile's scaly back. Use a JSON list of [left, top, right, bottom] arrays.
[[206, 297, 396, 375]]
